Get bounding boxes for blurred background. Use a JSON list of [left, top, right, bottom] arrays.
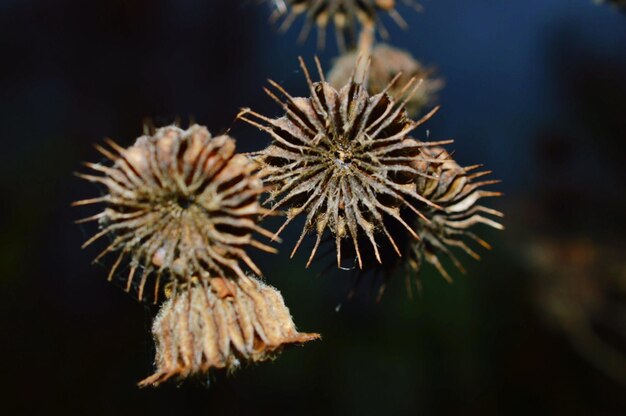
[[1, 0, 625, 414]]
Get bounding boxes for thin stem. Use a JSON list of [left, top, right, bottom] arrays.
[[356, 19, 375, 82]]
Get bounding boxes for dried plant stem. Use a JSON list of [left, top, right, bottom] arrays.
[[327, 44, 444, 117], [356, 20, 375, 81]]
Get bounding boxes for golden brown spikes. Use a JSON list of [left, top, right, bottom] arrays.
[[240, 58, 445, 269], [409, 146, 503, 282], [138, 275, 320, 387], [341, 145, 502, 299], [266, 0, 422, 50], [75, 125, 274, 302]]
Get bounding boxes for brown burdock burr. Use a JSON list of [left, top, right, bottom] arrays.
[[139, 275, 320, 387], [326, 146, 503, 299], [74, 125, 276, 301], [239, 57, 451, 270], [409, 146, 503, 282], [267, 0, 421, 50], [328, 44, 443, 117]]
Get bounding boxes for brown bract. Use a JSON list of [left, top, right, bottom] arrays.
[[269, 0, 421, 50], [409, 146, 504, 282], [74, 125, 276, 301], [239, 57, 451, 270], [138, 275, 320, 387]]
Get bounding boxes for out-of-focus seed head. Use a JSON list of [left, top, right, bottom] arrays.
[[138, 275, 320, 387], [74, 125, 276, 301], [595, 0, 626, 10], [408, 146, 504, 283], [526, 237, 626, 384], [266, 0, 422, 50], [239, 57, 451, 270], [328, 44, 443, 117]]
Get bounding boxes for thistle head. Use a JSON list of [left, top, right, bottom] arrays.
[[74, 125, 276, 301], [267, 0, 421, 50], [138, 274, 320, 387], [240, 57, 450, 270], [408, 146, 504, 283]]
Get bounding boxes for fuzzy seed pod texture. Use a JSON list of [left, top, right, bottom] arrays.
[[139, 275, 320, 387]]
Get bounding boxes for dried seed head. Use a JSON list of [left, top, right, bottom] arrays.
[[333, 146, 504, 299], [240, 57, 449, 270], [138, 275, 320, 387], [328, 44, 443, 117], [267, 0, 421, 50], [408, 146, 504, 282], [75, 125, 275, 301], [595, 0, 626, 10]]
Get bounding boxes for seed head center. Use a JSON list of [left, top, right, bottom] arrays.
[[176, 194, 194, 210], [333, 148, 353, 170]]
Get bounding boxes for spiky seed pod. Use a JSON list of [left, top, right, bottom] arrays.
[[239, 57, 452, 270], [336, 146, 503, 299], [408, 146, 504, 282], [74, 125, 276, 301], [328, 44, 443, 117], [138, 275, 320, 387], [268, 0, 421, 50]]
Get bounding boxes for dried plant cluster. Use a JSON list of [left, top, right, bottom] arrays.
[[139, 275, 319, 387], [257, 1, 503, 288], [240, 57, 452, 269], [268, 0, 421, 49], [327, 44, 443, 117], [241, 58, 502, 288], [75, 125, 275, 301], [75, 2, 504, 388], [76, 125, 318, 386]]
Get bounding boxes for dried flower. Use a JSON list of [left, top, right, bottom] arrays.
[[139, 275, 320, 387], [267, 0, 421, 50], [74, 125, 275, 301], [328, 44, 443, 117], [408, 146, 503, 282], [239, 57, 450, 269]]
